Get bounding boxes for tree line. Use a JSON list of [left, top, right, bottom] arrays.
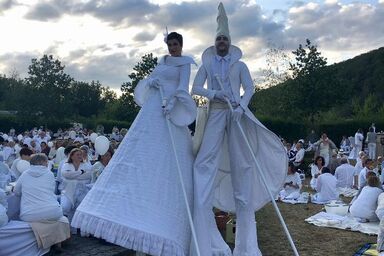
[[0, 54, 158, 128]]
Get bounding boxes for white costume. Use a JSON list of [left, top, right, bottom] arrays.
[[72, 55, 197, 256], [350, 186, 382, 221], [191, 4, 287, 255], [14, 165, 63, 222], [334, 163, 355, 188], [313, 173, 338, 203]]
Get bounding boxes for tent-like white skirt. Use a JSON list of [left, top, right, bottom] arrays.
[[72, 89, 194, 256]]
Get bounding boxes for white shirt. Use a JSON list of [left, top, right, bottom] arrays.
[[211, 54, 235, 103], [355, 132, 364, 147], [282, 172, 302, 195], [335, 163, 356, 188], [14, 165, 63, 222], [350, 186, 382, 221], [316, 173, 339, 202], [294, 148, 305, 163]]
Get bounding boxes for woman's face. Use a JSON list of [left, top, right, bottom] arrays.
[[71, 151, 83, 163], [316, 158, 323, 165], [167, 39, 182, 57], [81, 149, 88, 159]]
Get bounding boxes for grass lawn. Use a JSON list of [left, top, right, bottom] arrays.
[[255, 201, 377, 256]]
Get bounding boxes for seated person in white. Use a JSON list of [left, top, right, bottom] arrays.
[[312, 167, 339, 203], [0, 188, 8, 227], [292, 142, 305, 167], [60, 148, 91, 224], [350, 175, 382, 222], [376, 192, 384, 254], [358, 158, 378, 189], [310, 156, 325, 189], [91, 148, 113, 183], [335, 157, 356, 188], [13, 153, 63, 222], [10, 147, 33, 181], [279, 162, 302, 200]]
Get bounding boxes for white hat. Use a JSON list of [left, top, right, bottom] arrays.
[[216, 2, 231, 44]]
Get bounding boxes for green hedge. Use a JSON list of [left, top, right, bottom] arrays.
[[0, 114, 132, 134], [259, 117, 383, 143], [0, 113, 381, 142]]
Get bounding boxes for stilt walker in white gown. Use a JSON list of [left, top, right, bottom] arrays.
[[191, 3, 287, 256], [71, 32, 197, 256]]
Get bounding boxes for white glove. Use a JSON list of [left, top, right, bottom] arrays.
[[214, 90, 230, 101], [163, 97, 176, 117], [232, 106, 244, 122], [148, 78, 160, 89]]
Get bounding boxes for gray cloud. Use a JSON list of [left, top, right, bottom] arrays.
[[0, 0, 16, 12], [0, 52, 39, 78], [23, 0, 74, 21], [133, 31, 156, 42], [64, 51, 137, 90], [2, 1, 384, 90], [284, 2, 384, 51]]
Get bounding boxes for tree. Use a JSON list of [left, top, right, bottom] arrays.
[[290, 39, 327, 79], [288, 39, 334, 125], [24, 55, 73, 119], [257, 44, 292, 88], [117, 53, 158, 122], [70, 80, 104, 117]]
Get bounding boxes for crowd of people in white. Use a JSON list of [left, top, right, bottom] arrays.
[[1, 123, 384, 254], [0, 126, 120, 254], [280, 124, 384, 254]]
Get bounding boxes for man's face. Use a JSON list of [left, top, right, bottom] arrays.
[[215, 35, 229, 54]]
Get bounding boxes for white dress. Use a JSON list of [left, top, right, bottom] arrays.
[[72, 56, 196, 256]]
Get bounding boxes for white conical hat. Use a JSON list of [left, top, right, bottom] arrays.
[[216, 2, 231, 43]]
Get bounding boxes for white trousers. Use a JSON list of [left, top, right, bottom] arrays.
[[192, 108, 262, 256], [368, 143, 376, 160]]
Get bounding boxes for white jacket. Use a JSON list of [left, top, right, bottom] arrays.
[[61, 162, 91, 206], [14, 165, 63, 222]]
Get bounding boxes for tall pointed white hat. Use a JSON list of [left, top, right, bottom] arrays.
[[216, 2, 231, 44]]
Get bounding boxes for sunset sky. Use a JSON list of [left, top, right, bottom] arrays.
[[0, 0, 383, 94]]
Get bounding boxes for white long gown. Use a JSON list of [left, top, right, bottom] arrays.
[[72, 55, 196, 256]]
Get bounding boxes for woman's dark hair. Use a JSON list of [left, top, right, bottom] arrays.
[[167, 32, 183, 47], [20, 147, 33, 157], [321, 167, 331, 174], [97, 147, 114, 161], [314, 156, 325, 166]]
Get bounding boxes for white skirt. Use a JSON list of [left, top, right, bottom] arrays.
[[72, 90, 194, 256]]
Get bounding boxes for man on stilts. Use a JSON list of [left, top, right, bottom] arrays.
[[191, 3, 288, 256]]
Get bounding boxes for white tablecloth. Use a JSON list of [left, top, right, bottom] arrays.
[[0, 220, 49, 256], [7, 193, 20, 220]]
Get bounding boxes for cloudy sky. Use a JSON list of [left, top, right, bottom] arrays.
[[0, 0, 383, 94]]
